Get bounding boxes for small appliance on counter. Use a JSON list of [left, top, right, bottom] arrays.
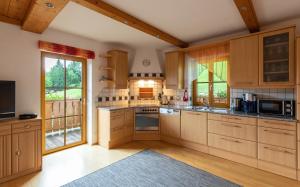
[[242, 93, 257, 113], [19, 113, 38, 120], [258, 99, 295, 117], [231, 98, 243, 112]]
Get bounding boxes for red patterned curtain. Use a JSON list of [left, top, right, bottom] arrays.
[[38, 41, 95, 59]]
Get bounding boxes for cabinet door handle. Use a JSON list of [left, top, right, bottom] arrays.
[[224, 116, 242, 121], [186, 112, 204, 116], [235, 81, 253, 84], [220, 137, 242, 143], [263, 121, 292, 127], [15, 150, 21, 156], [263, 129, 293, 136], [221, 123, 242, 128], [263, 146, 294, 155], [25, 125, 31, 129]]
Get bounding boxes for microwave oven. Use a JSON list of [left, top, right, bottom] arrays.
[[257, 99, 295, 117]]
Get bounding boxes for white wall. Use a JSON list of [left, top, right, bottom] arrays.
[[0, 22, 113, 144], [130, 47, 164, 73]]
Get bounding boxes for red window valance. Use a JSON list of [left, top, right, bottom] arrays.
[[38, 41, 95, 59]]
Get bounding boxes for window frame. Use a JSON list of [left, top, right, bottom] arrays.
[[193, 61, 230, 108]]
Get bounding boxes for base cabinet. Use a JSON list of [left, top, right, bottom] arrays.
[[0, 134, 11, 180], [98, 109, 134, 148], [181, 111, 207, 145], [0, 119, 42, 184], [12, 131, 38, 174], [160, 111, 181, 139]]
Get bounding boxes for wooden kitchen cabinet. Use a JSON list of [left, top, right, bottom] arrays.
[[229, 35, 259, 87], [297, 37, 300, 84], [160, 110, 181, 139], [181, 111, 207, 145], [0, 119, 42, 184], [11, 120, 42, 175], [165, 51, 185, 89], [98, 108, 133, 148], [257, 118, 297, 179], [0, 124, 11, 180], [107, 50, 128, 89], [259, 27, 295, 87]]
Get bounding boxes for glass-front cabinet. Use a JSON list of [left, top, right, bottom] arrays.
[[259, 27, 295, 86]]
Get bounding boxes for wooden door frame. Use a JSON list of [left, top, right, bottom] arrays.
[[41, 52, 87, 155]]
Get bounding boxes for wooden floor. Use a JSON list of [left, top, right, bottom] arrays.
[[1, 141, 300, 187]]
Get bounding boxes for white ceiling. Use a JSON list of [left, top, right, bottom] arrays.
[[49, 0, 300, 48]]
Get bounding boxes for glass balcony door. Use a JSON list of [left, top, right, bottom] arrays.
[[42, 52, 86, 154]]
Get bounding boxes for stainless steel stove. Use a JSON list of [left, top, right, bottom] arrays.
[[135, 107, 159, 131]]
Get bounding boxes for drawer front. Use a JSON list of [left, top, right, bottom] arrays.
[[124, 109, 134, 123], [110, 115, 124, 129], [110, 110, 125, 118], [110, 126, 124, 141], [208, 133, 257, 158], [258, 127, 296, 149], [208, 113, 257, 125], [208, 120, 257, 141], [182, 110, 207, 117], [12, 121, 41, 133], [258, 119, 296, 131], [258, 143, 296, 168], [0, 124, 11, 136]]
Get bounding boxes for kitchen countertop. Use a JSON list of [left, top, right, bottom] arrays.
[[97, 105, 297, 122]]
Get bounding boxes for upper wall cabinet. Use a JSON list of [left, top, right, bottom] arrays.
[[230, 35, 259, 87], [165, 51, 185, 89], [107, 50, 129, 89], [259, 28, 295, 87], [296, 37, 300, 84]]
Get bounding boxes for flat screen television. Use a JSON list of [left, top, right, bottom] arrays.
[[0, 81, 15, 119]]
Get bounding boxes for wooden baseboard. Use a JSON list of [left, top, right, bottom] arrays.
[[208, 147, 258, 168], [161, 135, 209, 153], [258, 160, 297, 179]]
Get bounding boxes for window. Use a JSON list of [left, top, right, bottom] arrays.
[[194, 60, 229, 107], [189, 43, 230, 107]]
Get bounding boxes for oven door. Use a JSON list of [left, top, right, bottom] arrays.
[[135, 113, 159, 131], [258, 100, 284, 116]]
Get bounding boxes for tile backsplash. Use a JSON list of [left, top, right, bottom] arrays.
[[230, 88, 295, 100], [129, 79, 162, 105]]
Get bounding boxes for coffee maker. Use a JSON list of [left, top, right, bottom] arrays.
[[231, 98, 243, 112], [242, 93, 257, 113]]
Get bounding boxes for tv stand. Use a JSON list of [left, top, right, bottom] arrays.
[[0, 118, 42, 184]]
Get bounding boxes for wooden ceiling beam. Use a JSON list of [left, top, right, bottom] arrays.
[[0, 14, 21, 25], [22, 0, 70, 33], [234, 0, 259, 33], [72, 0, 189, 48]]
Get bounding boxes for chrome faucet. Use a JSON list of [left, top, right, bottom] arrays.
[[201, 97, 210, 109]]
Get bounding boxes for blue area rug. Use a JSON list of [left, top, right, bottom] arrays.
[[63, 150, 241, 187]]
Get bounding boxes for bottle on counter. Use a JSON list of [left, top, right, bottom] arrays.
[[183, 89, 188, 102]]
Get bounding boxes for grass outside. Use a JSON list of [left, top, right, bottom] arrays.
[[46, 89, 82, 100]]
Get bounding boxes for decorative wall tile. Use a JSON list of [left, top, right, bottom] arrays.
[[230, 88, 295, 100]]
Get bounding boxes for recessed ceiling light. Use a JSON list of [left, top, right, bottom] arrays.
[[45, 2, 55, 8]]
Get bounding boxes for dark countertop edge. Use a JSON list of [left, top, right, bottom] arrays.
[[97, 105, 297, 122]]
